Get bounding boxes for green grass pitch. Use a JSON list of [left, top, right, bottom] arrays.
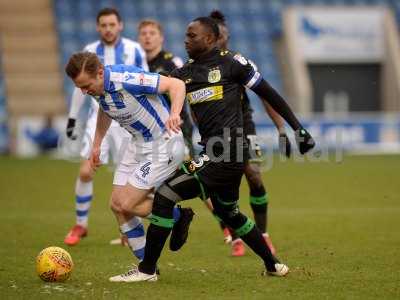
[[0, 155, 399, 299]]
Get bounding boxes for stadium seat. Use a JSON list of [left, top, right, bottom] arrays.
[[53, 0, 399, 110], [0, 52, 9, 153]]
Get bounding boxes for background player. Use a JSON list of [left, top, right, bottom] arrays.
[[64, 8, 148, 246], [138, 19, 195, 158], [207, 10, 292, 256]]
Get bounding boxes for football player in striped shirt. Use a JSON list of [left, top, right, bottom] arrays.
[[65, 51, 193, 280], [64, 8, 148, 247]]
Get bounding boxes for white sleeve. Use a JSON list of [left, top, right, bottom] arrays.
[[248, 59, 258, 72], [139, 46, 149, 71], [68, 87, 85, 119]]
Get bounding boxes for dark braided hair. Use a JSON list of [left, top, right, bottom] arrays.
[[209, 10, 226, 25], [193, 16, 220, 39]]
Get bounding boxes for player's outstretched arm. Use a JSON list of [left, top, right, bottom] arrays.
[[158, 75, 186, 133], [231, 54, 314, 154], [252, 80, 315, 154], [90, 109, 111, 170]]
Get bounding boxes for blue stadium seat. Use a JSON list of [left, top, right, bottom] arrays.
[[53, 0, 400, 105], [0, 53, 8, 153]]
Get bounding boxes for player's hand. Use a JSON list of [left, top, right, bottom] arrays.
[[295, 128, 315, 154], [89, 146, 101, 171], [279, 133, 291, 158], [165, 113, 182, 134], [66, 118, 77, 140]]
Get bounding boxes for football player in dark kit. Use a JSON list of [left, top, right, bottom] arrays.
[[138, 19, 195, 158], [207, 10, 292, 256], [120, 16, 315, 282]]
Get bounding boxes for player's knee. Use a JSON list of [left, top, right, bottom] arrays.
[[110, 192, 123, 214], [220, 210, 248, 230], [119, 199, 134, 217], [246, 172, 263, 190], [79, 166, 93, 182], [244, 163, 262, 184], [110, 190, 133, 216], [214, 205, 239, 224]]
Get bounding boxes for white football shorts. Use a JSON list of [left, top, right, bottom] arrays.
[[113, 131, 185, 190]]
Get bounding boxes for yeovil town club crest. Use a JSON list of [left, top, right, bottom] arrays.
[[208, 69, 221, 83]]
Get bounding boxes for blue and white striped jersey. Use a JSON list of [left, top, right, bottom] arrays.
[[96, 64, 171, 142], [84, 38, 148, 70], [69, 37, 148, 122]]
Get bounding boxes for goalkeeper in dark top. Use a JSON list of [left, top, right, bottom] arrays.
[[112, 16, 314, 282], [205, 10, 292, 256]]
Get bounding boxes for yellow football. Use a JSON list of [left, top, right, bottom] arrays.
[[36, 246, 73, 282]]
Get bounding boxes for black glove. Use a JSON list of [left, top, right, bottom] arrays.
[[295, 128, 315, 154], [66, 118, 77, 140], [279, 133, 291, 158]]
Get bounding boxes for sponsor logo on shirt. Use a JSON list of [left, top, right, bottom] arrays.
[[122, 72, 157, 87], [113, 112, 132, 123], [139, 73, 145, 85], [186, 86, 223, 104], [124, 73, 136, 82]]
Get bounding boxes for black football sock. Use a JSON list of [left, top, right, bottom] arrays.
[[250, 200, 268, 233], [139, 223, 171, 274], [139, 192, 175, 275], [249, 188, 268, 233], [236, 219, 279, 271]]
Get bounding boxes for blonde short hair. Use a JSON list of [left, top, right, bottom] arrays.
[[138, 19, 164, 35]]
